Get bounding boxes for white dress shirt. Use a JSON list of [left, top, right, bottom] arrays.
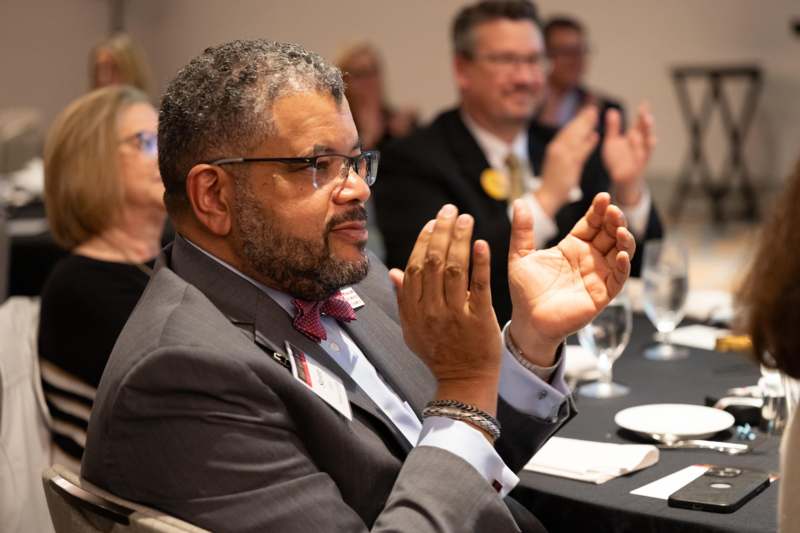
[[185, 239, 570, 498], [461, 111, 652, 247]]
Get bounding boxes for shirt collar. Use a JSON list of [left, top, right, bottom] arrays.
[[182, 236, 296, 317], [460, 109, 529, 171]]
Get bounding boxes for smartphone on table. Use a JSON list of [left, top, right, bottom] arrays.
[[668, 466, 771, 513]]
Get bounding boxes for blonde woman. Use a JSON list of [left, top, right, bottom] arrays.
[[90, 33, 152, 94], [335, 42, 417, 151], [38, 86, 165, 467]]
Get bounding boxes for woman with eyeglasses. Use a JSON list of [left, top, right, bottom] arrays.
[[38, 85, 165, 469]]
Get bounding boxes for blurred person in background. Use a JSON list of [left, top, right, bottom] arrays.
[[335, 42, 417, 152], [38, 86, 165, 469], [535, 16, 622, 130], [376, 0, 662, 323], [336, 42, 418, 259], [90, 33, 153, 95], [737, 158, 800, 533]]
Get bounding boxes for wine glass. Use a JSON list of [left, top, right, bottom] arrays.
[[577, 292, 632, 398], [642, 240, 689, 360]]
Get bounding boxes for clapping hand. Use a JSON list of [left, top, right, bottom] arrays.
[[389, 205, 502, 416], [507, 193, 636, 366], [602, 103, 656, 205], [537, 106, 600, 216]]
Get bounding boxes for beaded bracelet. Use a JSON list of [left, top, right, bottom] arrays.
[[504, 325, 540, 373], [422, 399, 502, 442]]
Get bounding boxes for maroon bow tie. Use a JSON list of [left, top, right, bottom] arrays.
[[292, 291, 357, 342]]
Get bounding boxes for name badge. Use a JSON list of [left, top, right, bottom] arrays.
[[340, 287, 365, 309], [285, 341, 352, 421]]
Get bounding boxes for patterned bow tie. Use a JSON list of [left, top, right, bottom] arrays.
[[292, 291, 357, 342]]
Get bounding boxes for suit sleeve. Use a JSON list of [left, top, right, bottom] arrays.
[[104, 348, 520, 533], [373, 141, 457, 270]]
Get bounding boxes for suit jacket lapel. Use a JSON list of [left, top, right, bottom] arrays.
[[441, 109, 494, 191], [169, 236, 414, 453]]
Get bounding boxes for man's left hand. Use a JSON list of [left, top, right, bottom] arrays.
[[507, 193, 636, 366], [602, 103, 656, 206]]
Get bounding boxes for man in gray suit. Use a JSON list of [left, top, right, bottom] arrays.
[[82, 39, 636, 532]]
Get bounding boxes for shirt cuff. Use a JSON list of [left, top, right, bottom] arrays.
[[498, 323, 570, 422], [510, 190, 558, 248], [616, 186, 651, 239], [417, 416, 519, 498]]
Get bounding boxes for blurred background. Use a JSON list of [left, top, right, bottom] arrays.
[[1, 0, 799, 296]]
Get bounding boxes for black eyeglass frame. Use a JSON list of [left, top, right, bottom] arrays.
[[205, 150, 380, 189]]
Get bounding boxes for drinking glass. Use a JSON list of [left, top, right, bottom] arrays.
[[760, 364, 788, 435], [642, 240, 689, 360], [577, 292, 632, 398]]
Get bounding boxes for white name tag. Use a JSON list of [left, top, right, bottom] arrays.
[[340, 287, 365, 309], [285, 342, 352, 420]]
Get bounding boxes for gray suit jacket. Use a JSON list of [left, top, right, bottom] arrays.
[[82, 236, 572, 532]]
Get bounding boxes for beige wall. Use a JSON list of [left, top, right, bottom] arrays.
[[0, 0, 110, 135], [2, 0, 798, 183]]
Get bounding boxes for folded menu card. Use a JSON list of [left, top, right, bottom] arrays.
[[524, 437, 660, 484]]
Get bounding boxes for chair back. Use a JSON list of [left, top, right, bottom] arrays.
[[0, 296, 53, 533], [42, 464, 209, 533]]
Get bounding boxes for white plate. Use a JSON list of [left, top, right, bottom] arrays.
[[614, 403, 735, 440]]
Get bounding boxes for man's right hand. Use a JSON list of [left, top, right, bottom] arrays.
[[536, 106, 599, 217], [389, 204, 502, 418]]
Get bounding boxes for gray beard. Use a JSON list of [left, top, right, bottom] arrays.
[[233, 180, 369, 301]]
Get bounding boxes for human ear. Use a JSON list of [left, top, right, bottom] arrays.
[[185, 164, 234, 236]]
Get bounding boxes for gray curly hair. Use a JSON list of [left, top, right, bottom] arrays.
[[158, 39, 345, 214]]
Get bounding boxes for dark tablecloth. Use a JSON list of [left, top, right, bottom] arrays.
[[514, 314, 779, 533]]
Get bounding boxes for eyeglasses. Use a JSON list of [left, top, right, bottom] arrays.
[[472, 52, 547, 71], [547, 45, 590, 59], [120, 131, 158, 158], [208, 150, 380, 190]]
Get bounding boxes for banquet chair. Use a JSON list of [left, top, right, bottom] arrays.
[[0, 296, 54, 533], [42, 464, 209, 533]]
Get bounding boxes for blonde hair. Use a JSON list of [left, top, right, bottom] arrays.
[[334, 41, 380, 72], [44, 85, 150, 249], [90, 33, 152, 94]]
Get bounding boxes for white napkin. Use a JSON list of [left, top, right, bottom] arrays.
[[524, 436, 659, 484], [684, 289, 734, 325], [660, 324, 731, 351]]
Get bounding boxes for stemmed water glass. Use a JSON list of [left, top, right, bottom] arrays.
[[642, 240, 690, 360], [577, 291, 633, 398]]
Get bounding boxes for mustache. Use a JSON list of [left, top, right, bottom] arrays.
[[326, 206, 368, 233]]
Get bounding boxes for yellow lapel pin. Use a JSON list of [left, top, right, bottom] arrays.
[[480, 168, 509, 201]]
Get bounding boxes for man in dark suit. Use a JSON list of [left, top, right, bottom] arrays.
[[375, 0, 662, 324], [82, 39, 636, 532], [533, 14, 663, 272], [536, 16, 621, 132]]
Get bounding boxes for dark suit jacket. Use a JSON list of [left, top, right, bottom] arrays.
[[82, 236, 570, 532], [374, 107, 663, 323]]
